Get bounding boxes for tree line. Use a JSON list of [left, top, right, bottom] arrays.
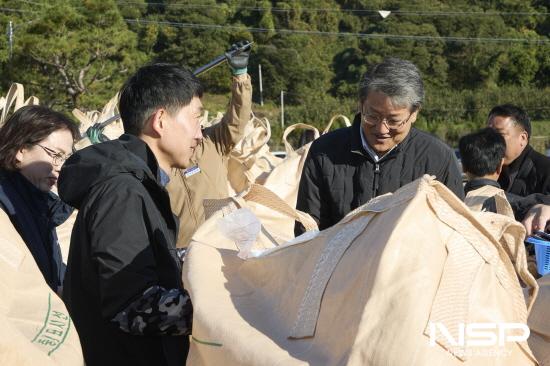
[[0, 0, 548, 146]]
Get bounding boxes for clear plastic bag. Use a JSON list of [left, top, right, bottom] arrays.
[[218, 208, 261, 259]]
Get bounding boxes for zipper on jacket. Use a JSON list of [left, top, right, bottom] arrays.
[[373, 163, 380, 197]]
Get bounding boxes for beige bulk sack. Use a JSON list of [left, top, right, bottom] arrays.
[[263, 115, 351, 208], [227, 115, 281, 194], [0, 210, 83, 365], [464, 185, 515, 218], [528, 274, 550, 365], [0, 83, 39, 125], [464, 185, 541, 277], [320, 114, 352, 135], [262, 123, 320, 208], [183, 175, 539, 366], [202, 183, 317, 247], [73, 94, 123, 150]]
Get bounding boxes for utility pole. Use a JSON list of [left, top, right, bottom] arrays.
[[280, 90, 284, 129], [7, 21, 13, 60], [258, 64, 264, 106]]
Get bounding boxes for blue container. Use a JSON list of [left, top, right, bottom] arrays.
[[526, 236, 550, 276]]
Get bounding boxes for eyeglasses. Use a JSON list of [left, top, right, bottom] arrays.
[[36, 144, 70, 166], [361, 109, 414, 131]]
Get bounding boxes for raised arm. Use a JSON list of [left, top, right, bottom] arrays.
[[203, 42, 253, 156]]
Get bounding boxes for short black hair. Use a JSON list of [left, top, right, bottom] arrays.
[[459, 128, 506, 177], [119, 63, 204, 136], [488, 104, 531, 137]]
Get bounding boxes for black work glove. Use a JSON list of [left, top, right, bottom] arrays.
[[225, 41, 251, 76]]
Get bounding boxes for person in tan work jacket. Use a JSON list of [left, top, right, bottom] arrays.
[[166, 42, 252, 248]]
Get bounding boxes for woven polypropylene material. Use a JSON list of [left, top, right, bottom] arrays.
[[426, 184, 536, 361], [1, 83, 39, 125], [203, 198, 237, 220], [289, 214, 371, 338], [428, 190, 527, 322], [230, 117, 271, 161], [282, 123, 320, 156], [322, 114, 351, 135], [244, 184, 317, 231], [427, 232, 484, 360]]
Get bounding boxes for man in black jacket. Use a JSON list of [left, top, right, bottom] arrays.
[[459, 128, 550, 220], [58, 64, 203, 366], [488, 104, 550, 197], [487, 104, 550, 235], [296, 58, 463, 235]]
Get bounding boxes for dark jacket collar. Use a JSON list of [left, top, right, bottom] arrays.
[[506, 145, 532, 174], [3, 169, 49, 210], [59, 134, 167, 209], [499, 145, 535, 191], [0, 169, 73, 227], [349, 113, 417, 162], [118, 134, 170, 184], [464, 178, 501, 195], [349, 114, 365, 154]]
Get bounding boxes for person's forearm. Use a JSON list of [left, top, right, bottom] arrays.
[[225, 73, 252, 139], [204, 74, 252, 155]]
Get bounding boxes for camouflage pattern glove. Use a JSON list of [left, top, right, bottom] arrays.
[[112, 285, 193, 336]]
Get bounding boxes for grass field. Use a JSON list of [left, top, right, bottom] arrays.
[[531, 121, 550, 154]]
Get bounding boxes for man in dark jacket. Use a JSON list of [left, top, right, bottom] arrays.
[[488, 104, 550, 235], [459, 127, 550, 221], [296, 58, 463, 234], [58, 64, 203, 366], [488, 104, 550, 197]]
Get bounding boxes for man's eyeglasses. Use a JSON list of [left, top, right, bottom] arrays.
[[36, 144, 70, 166], [361, 109, 414, 131]]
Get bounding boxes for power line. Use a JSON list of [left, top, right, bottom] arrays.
[[3, 2, 548, 17], [13, 0, 47, 6], [2, 6, 547, 44], [0, 7, 36, 13], [124, 18, 550, 44], [116, 1, 550, 16]]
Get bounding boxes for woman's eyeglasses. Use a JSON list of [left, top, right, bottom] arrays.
[[36, 144, 70, 166]]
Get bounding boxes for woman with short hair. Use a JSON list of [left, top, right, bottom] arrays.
[[0, 105, 79, 293]]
